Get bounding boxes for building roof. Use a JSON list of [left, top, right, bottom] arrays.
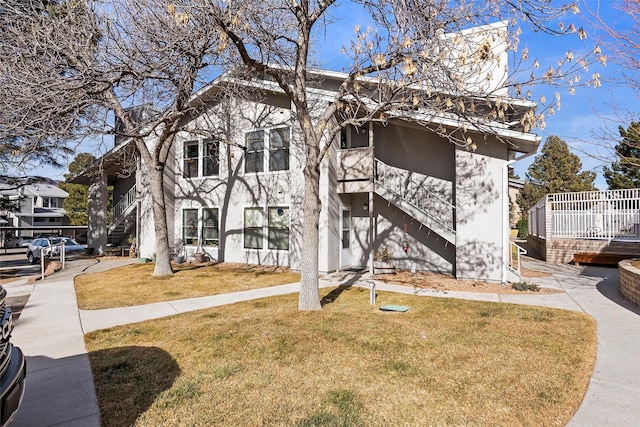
[[0, 182, 68, 198]]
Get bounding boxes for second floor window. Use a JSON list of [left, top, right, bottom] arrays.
[[42, 197, 59, 208], [245, 127, 290, 173], [184, 139, 219, 178]]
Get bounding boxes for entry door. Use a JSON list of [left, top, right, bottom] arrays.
[[340, 208, 352, 268]]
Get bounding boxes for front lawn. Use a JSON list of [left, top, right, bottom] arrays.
[[75, 262, 301, 310], [86, 287, 596, 426]]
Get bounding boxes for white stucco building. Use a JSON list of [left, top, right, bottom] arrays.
[[73, 23, 541, 283]]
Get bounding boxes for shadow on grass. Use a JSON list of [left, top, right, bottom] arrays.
[[89, 346, 180, 427]]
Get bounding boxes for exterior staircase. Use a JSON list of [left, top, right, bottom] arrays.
[[374, 159, 456, 245], [108, 185, 137, 246]]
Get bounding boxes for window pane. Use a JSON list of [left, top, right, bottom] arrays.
[[245, 131, 264, 173], [244, 208, 263, 249], [203, 140, 219, 176], [269, 128, 290, 171], [183, 141, 199, 178], [342, 230, 350, 249], [268, 207, 289, 250], [203, 208, 219, 246], [182, 209, 198, 245]]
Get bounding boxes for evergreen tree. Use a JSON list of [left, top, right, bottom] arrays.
[[603, 123, 640, 190], [517, 136, 597, 213], [59, 153, 95, 226]]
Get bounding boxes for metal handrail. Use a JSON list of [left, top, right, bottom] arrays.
[[374, 158, 455, 232], [112, 185, 137, 221]]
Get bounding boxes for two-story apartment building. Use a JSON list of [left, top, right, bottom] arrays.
[[74, 86, 539, 283], [0, 181, 70, 245]]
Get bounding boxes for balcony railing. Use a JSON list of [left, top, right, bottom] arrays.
[[112, 185, 137, 221], [336, 147, 374, 181]]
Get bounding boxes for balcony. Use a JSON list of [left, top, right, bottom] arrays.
[[336, 147, 374, 193]]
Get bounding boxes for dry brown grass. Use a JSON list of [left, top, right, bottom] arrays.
[[376, 270, 559, 294], [86, 287, 596, 427], [75, 262, 300, 310]]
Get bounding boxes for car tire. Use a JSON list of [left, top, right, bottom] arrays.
[[27, 252, 35, 265]]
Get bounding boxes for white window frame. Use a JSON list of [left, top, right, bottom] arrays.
[[182, 207, 220, 247], [243, 206, 290, 251], [183, 139, 220, 179], [244, 126, 290, 174]]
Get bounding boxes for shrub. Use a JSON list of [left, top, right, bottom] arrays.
[[512, 281, 540, 292], [516, 218, 528, 239], [374, 246, 393, 262]]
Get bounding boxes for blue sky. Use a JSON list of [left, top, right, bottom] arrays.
[[31, 1, 635, 190]]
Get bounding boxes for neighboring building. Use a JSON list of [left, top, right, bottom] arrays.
[[0, 180, 70, 241], [72, 24, 541, 283], [508, 177, 525, 228]]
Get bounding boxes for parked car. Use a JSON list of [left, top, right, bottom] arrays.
[[0, 286, 27, 425], [26, 236, 84, 264], [26, 237, 57, 264], [1, 234, 20, 249], [49, 238, 85, 257]]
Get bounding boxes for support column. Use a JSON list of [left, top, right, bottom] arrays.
[[87, 171, 108, 255]]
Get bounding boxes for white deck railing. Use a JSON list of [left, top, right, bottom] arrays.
[[528, 189, 640, 240]]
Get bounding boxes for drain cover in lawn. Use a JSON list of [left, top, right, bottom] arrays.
[[379, 304, 410, 312]]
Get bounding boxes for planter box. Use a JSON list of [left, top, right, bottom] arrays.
[[373, 261, 395, 275]]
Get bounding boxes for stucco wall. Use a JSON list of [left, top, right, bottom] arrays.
[[455, 142, 508, 282], [172, 95, 303, 269], [619, 259, 640, 307]]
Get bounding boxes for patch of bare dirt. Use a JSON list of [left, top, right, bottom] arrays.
[[374, 270, 561, 294]]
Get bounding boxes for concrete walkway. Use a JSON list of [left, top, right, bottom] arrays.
[[5, 256, 640, 426]]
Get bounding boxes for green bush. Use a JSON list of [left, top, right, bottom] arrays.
[[511, 282, 540, 292], [516, 218, 528, 239]]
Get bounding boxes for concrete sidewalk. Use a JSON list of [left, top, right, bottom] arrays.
[[6, 256, 640, 426]]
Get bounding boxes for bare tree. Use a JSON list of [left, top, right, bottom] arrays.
[[1, 1, 603, 307], [577, 0, 640, 168], [206, 0, 603, 309]]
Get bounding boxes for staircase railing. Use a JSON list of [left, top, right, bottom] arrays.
[[112, 185, 137, 223], [508, 241, 527, 277], [374, 159, 455, 234]]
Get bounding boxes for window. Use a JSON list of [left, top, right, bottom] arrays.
[[183, 208, 219, 247], [268, 207, 289, 250], [182, 209, 198, 245], [245, 131, 264, 173], [183, 141, 199, 178], [269, 128, 290, 171], [244, 207, 264, 249], [203, 140, 219, 176], [184, 139, 219, 178], [42, 197, 58, 208], [244, 127, 290, 173], [202, 208, 219, 246], [244, 206, 290, 250]]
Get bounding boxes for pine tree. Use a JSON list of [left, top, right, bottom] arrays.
[[603, 123, 640, 190], [59, 153, 95, 226], [517, 136, 597, 213]]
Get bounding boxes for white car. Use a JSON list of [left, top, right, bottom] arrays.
[[26, 237, 85, 264]]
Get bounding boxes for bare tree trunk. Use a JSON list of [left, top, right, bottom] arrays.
[[148, 166, 173, 276], [298, 123, 323, 310]]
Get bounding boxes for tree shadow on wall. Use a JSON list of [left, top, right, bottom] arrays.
[[89, 346, 180, 427], [455, 240, 501, 280]]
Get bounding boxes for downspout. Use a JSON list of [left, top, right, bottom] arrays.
[[501, 151, 536, 284], [368, 122, 375, 275]]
